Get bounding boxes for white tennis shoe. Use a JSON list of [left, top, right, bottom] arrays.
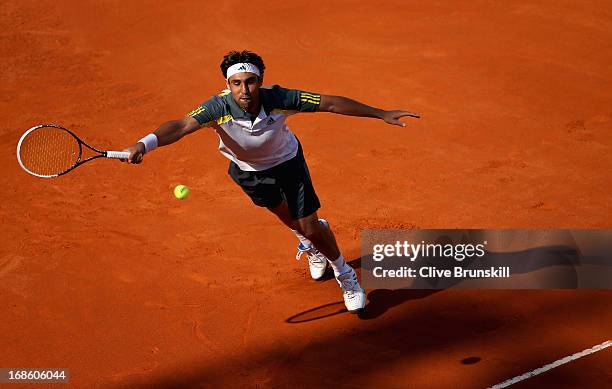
[[336, 267, 366, 313], [296, 242, 329, 280]]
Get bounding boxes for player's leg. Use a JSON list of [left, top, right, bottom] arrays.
[[276, 142, 340, 265], [293, 211, 365, 313], [293, 211, 339, 261], [268, 200, 330, 279], [268, 200, 316, 252], [280, 142, 365, 312], [268, 200, 295, 229]]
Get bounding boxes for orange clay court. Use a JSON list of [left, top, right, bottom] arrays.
[[1, 1, 611, 388]]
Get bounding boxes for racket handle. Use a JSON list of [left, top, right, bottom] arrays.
[[106, 151, 131, 159]]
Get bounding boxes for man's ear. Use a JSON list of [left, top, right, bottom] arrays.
[[225, 81, 230, 90]]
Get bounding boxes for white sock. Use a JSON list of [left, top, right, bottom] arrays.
[[329, 255, 351, 277], [292, 229, 312, 248]]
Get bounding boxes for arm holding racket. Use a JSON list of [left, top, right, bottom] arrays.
[[123, 116, 201, 164], [16, 117, 201, 178]]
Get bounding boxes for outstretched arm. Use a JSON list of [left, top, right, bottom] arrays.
[[122, 116, 201, 164], [317, 95, 419, 127]]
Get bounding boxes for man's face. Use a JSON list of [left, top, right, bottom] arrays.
[[227, 72, 262, 112]]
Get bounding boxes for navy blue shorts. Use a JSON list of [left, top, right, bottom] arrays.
[[228, 142, 321, 220]]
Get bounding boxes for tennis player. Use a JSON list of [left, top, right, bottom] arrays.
[[123, 50, 418, 313]]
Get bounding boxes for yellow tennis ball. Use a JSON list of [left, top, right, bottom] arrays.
[[173, 184, 190, 200]]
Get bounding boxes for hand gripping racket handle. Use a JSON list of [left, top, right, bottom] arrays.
[[106, 151, 131, 159]]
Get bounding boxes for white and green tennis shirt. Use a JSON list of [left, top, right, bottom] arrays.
[[187, 85, 321, 171]]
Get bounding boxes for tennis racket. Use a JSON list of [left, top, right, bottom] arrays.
[[17, 124, 130, 179]]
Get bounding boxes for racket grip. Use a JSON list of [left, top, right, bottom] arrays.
[[106, 151, 131, 159]]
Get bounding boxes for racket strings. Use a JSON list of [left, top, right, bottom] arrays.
[[19, 127, 80, 176]]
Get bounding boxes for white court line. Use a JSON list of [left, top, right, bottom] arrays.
[[489, 340, 611, 389]]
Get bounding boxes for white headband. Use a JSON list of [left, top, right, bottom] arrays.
[[225, 63, 261, 80]]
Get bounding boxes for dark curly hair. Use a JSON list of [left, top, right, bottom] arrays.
[[220, 50, 266, 79]]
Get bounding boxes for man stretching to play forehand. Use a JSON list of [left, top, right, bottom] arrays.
[[123, 50, 419, 313]]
